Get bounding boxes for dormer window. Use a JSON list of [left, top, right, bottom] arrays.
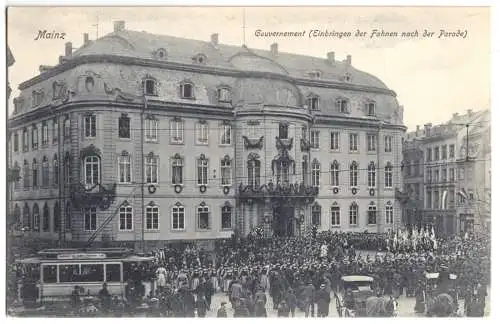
[[279, 123, 288, 139], [308, 70, 322, 79], [193, 53, 207, 65], [365, 101, 376, 116], [180, 82, 194, 99], [13, 97, 24, 114], [32, 90, 44, 107], [143, 78, 157, 96], [307, 95, 320, 110], [217, 87, 231, 103], [155, 48, 167, 60], [343, 73, 352, 82], [336, 98, 349, 113]]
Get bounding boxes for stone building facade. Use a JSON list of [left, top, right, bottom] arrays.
[[402, 109, 490, 235], [8, 21, 406, 247]]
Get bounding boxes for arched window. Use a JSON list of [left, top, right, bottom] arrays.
[[276, 160, 289, 184], [171, 203, 184, 230], [331, 202, 340, 226], [32, 159, 39, 188], [385, 162, 393, 188], [65, 202, 71, 230], [306, 94, 320, 110], [349, 161, 358, 187], [64, 153, 71, 185], [220, 156, 232, 186], [195, 120, 208, 145], [180, 82, 194, 99], [53, 202, 60, 233], [33, 203, 40, 231], [247, 155, 261, 188], [197, 203, 210, 230], [118, 152, 131, 183], [171, 154, 183, 185], [349, 202, 358, 226], [23, 160, 30, 189], [23, 203, 31, 229], [336, 98, 349, 113], [43, 203, 50, 232], [42, 156, 49, 187], [368, 162, 376, 188], [146, 202, 160, 230], [312, 203, 321, 226], [368, 202, 377, 225], [217, 87, 231, 103], [170, 117, 184, 144], [330, 160, 339, 186], [119, 202, 133, 231], [118, 114, 131, 139], [84, 155, 100, 188], [197, 154, 208, 185], [53, 154, 59, 186], [312, 159, 320, 187], [365, 101, 376, 116], [221, 204, 232, 230], [385, 201, 394, 224], [31, 125, 39, 149], [143, 78, 157, 96]]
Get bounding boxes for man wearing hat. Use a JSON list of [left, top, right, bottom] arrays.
[[316, 283, 331, 317], [217, 301, 228, 318]]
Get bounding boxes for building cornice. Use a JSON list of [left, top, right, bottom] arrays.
[[18, 54, 397, 96], [315, 115, 407, 131]]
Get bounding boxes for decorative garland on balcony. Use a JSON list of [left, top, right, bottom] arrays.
[[300, 138, 311, 152], [238, 181, 318, 201], [243, 136, 264, 150], [70, 182, 117, 210], [275, 137, 293, 151]]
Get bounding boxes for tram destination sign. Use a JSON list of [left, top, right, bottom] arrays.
[[57, 253, 107, 260]]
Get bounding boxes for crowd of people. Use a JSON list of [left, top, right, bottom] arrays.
[[8, 229, 490, 317]]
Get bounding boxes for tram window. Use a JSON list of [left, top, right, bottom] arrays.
[[42, 265, 58, 283], [59, 264, 80, 282], [80, 264, 104, 282], [106, 264, 121, 282]]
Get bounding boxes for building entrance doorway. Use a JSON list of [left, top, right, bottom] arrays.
[[273, 205, 294, 237]]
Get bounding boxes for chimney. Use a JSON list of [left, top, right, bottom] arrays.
[[114, 20, 126, 32], [453, 113, 459, 118], [210, 33, 219, 46], [65, 42, 73, 57], [416, 125, 420, 132], [424, 123, 432, 136], [270, 43, 278, 57], [467, 109, 473, 116], [83, 33, 89, 45], [327, 51, 335, 63], [39, 65, 53, 73], [346, 54, 352, 65]]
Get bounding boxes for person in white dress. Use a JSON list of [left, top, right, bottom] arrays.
[[156, 266, 167, 294]]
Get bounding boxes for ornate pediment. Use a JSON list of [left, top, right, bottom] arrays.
[[271, 149, 296, 175], [104, 82, 136, 102], [275, 137, 293, 151], [70, 183, 117, 211], [80, 145, 102, 160], [243, 136, 264, 150]]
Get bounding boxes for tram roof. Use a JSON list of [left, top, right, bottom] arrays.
[[37, 248, 135, 259], [341, 275, 374, 283], [15, 254, 154, 264]]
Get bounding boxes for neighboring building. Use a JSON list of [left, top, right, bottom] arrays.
[[401, 109, 490, 235], [8, 21, 406, 249]]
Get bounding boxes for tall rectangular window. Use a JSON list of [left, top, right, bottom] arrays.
[[196, 122, 208, 145], [449, 144, 455, 158], [146, 205, 159, 230], [172, 156, 183, 185], [84, 114, 97, 138], [449, 168, 455, 181], [220, 123, 231, 145], [441, 145, 447, 159], [145, 118, 158, 142], [84, 207, 97, 231], [118, 154, 131, 183], [442, 168, 447, 182], [118, 115, 131, 139], [145, 155, 158, 184], [350, 162, 358, 187], [248, 160, 261, 188], [384, 164, 393, 188], [384, 136, 392, 152], [170, 119, 184, 144], [172, 205, 185, 230], [197, 158, 208, 185], [312, 161, 320, 187], [119, 205, 133, 230], [349, 133, 358, 152], [310, 130, 320, 149], [330, 162, 340, 186], [330, 132, 340, 150], [367, 134, 376, 152], [42, 122, 49, 146], [13, 133, 19, 152], [221, 206, 232, 230], [32, 127, 39, 150], [426, 190, 432, 209], [221, 158, 231, 186], [368, 162, 376, 188], [434, 147, 440, 161], [385, 203, 394, 224], [331, 205, 340, 226], [368, 205, 377, 225], [427, 148, 432, 162], [52, 118, 58, 144], [197, 205, 210, 229], [312, 204, 321, 226], [349, 204, 358, 226]]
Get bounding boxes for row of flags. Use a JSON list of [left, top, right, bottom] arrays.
[[387, 225, 438, 250]]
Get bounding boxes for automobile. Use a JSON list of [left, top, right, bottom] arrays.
[[334, 275, 375, 317]]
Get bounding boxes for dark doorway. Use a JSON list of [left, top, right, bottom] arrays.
[[273, 205, 294, 237]]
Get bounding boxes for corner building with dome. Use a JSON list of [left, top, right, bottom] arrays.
[[8, 21, 406, 249]]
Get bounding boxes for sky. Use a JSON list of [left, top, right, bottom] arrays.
[[6, 6, 490, 131]]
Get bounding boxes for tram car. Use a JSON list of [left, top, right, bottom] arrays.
[[15, 248, 154, 303]]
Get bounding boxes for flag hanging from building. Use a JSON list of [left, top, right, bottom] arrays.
[[441, 190, 448, 209], [458, 188, 468, 201]]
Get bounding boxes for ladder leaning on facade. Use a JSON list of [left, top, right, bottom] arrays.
[[86, 186, 139, 247]]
